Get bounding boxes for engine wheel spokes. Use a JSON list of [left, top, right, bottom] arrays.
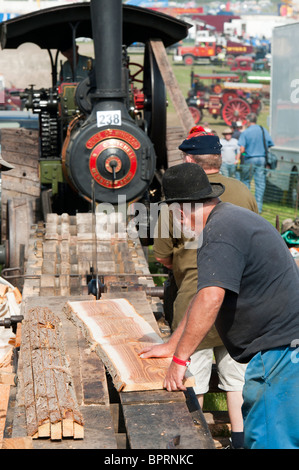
[[222, 98, 251, 126], [188, 106, 202, 124]]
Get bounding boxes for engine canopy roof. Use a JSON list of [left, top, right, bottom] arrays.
[[0, 3, 190, 50]]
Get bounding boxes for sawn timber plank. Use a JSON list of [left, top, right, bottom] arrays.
[[66, 298, 195, 392], [100, 293, 214, 449], [101, 290, 160, 334]]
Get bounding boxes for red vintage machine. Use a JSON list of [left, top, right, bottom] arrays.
[[186, 71, 263, 125]]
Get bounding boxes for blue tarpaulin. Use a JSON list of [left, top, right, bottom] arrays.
[[0, 13, 18, 22]]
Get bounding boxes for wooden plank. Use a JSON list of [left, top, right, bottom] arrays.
[[78, 333, 110, 405], [21, 295, 110, 407], [8, 404, 117, 449], [1, 127, 39, 150], [101, 291, 159, 334], [66, 298, 194, 392], [7, 198, 35, 269], [1, 128, 41, 243], [0, 371, 16, 386], [121, 401, 206, 449], [166, 127, 186, 168], [2, 437, 33, 449], [32, 406, 117, 449], [120, 389, 186, 405], [150, 40, 194, 134], [0, 350, 13, 448]]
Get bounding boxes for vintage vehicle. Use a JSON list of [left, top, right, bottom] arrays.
[[253, 58, 271, 72], [230, 55, 254, 72], [173, 36, 253, 66], [0, 75, 24, 110], [0, 1, 190, 213], [230, 56, 271, 84], [186, 71, 262, 125]]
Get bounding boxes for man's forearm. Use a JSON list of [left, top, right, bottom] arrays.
[[173, 286, 225, 361], [138, 286, 225, 365], [155, 256, 173, 269]]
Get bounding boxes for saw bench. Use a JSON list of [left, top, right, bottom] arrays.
[[3, 213, 215, 449]]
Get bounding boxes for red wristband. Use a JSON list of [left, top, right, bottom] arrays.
[[172, 355, 191, 367]]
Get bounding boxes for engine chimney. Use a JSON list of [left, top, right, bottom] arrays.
[[90, 0, 127, 109]]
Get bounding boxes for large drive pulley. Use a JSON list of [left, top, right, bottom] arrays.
[[143, 42, 167, 169], [63, 118, 156, 204]]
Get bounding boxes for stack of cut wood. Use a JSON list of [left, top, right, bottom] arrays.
[[21, 306, 84, 440]]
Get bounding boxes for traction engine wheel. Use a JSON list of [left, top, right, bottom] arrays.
[[188, 106, 202, 124], [129, 62, 144, 86], [183, 54, 195, 66], [222, 98, 251, 126]]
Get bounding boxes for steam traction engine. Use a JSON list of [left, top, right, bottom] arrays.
[[187, 71, 263, 126], [1, 1, 189, 214]]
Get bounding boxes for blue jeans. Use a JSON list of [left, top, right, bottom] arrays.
[[220, 162, 236, 178], [242, 346, 299, 449], [241, 156, 266, 213]]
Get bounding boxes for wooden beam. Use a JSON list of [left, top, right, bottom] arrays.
[[150, 39, 194, 135]]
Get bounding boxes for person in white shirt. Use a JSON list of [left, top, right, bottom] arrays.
[[220, 128, 240, 178]]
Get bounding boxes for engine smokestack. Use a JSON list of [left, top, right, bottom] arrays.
[[90, 0, 126, 103]]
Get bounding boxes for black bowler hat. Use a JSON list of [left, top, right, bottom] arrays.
[[162, 163, 225, 203]]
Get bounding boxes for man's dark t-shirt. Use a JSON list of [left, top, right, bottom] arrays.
[[197, 202, 299, 363]]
